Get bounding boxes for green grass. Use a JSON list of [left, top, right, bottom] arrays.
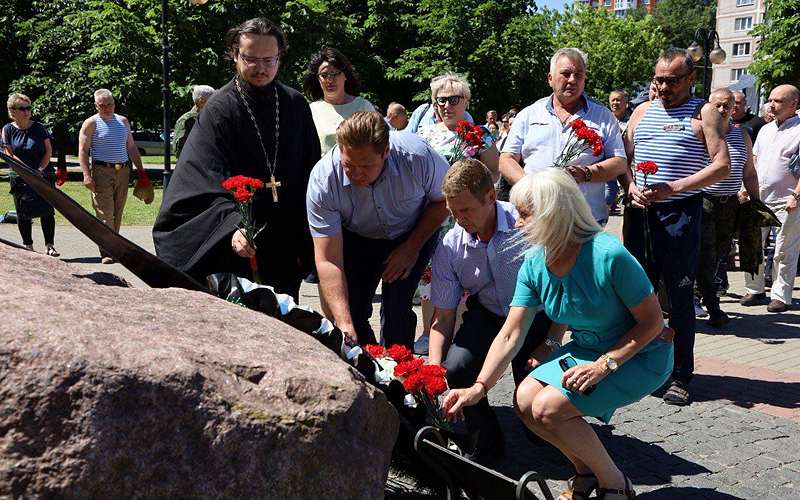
[[0, 177, 162, 226], [140, 155, 175, 166]]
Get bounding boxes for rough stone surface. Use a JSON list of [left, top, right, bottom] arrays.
[[0, 245, 398, 499]]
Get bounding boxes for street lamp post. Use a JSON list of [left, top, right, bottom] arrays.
[[688, 28, 726, 101], [161, 0, 171, 189], [161, 0, 208, 189]]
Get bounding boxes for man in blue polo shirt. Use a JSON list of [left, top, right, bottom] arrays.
[[307, 111, 449, 348], [428, 158, 553, 463], [499, 47, 627, 225]]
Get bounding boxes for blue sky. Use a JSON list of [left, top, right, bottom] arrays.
[[537, 0, 572, 10]]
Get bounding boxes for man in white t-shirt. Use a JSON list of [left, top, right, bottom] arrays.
[[742, 84, 800, 312]]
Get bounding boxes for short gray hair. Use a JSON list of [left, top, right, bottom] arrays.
[[192, 85, 215, 101], [550, 48, 588, 74], [94, 88, 113, 101], [430, 72, 471, 103]]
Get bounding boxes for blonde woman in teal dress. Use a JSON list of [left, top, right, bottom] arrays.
[[443, 169, 673, 500]]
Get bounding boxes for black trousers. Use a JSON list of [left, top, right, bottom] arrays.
[[342, 229, 439, 349], [443, 296, 552, 439]]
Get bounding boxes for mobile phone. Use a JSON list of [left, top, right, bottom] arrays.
[[559, 356, 596, 395]]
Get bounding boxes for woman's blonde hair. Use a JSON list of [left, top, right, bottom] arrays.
[[509, 169, 602, 265], [430, 72, 471, 104], [6, 93, 31, 119]]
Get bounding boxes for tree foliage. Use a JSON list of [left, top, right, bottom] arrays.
[[555, 6, 666, 101], [651, 0, 716, 51], [750, 0, 800, 91]]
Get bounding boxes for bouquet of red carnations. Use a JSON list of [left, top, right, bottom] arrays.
[[452, 120, 486, 163], [635, 161, 659, 262], [366, 343, 451, 430], [221, 175, 266, 283], [552, 118, 604, 170]]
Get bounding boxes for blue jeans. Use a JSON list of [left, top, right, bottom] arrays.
[[342, 229, 439, 349], [623, 194, 702, 386]]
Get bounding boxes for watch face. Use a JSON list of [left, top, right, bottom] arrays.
[[607, 357, 618, 371]]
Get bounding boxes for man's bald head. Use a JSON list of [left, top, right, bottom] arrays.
[[709, 88, 734, 121], [385, 101, 408, 130], [767, 84, 800, 124]]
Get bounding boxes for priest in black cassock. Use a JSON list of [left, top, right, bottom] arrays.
[[154, 18, 320, 300]]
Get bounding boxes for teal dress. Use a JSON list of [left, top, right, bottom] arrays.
[[511, 233, 673, 423]]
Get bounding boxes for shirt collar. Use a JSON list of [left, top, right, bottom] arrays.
[[546, 93, 589, 115], [465, 201, 515, 248], [776, 114, 800, 129]]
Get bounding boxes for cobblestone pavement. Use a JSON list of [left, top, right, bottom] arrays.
[[2, 220, 798, 498]]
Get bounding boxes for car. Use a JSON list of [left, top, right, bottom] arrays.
[[132, 130, 167, 156]]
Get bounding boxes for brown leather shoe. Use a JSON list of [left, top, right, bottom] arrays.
[[767, 299, 788, 313], [740, 293, 768, 306]]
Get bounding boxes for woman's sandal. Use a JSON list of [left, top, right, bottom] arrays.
[[557, 473, 598, 500], [596, 476, 636, 499]]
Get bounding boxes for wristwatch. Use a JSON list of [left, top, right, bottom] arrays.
[[792, 191, 800, 201], [582, 165, 593, 182], [600, 354, 619, 373]]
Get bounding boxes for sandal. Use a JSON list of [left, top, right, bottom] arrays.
[[596, 476, 636, 499], [663, 381, 690, 406], [558, 473, 597, 500]]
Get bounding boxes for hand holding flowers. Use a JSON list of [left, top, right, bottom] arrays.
[[222, 175, 266, 282], [553, 118, 604, 173]]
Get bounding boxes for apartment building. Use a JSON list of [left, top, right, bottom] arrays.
[[712, 0, 764, 107], [576, 0, 659, 15]]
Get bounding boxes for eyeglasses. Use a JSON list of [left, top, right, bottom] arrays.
[[652, 72, 690, 87], [435, 95, 464, 106], [318, 70, 343, 81], [13, 106, 32, 111], [238, 52, 280, 68]]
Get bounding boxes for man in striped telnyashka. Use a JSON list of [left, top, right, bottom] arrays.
[[619, 48, 731, 406]]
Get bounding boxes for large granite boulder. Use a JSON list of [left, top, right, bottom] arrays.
[[0, 245, 398, 498]]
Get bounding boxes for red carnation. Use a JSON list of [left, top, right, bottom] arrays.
[[592, 140, 603, 157], [136, 169, 152, 188], [402, 371, 424, 393], [387, 344, 413, 362], [570, 118, 587, 130], [394, 358, 424, 378], [636, 161, 658, 175], [422, 373, 448, 397], [365, 344, 386, 358], [55, 166, 68, 186], [419, 364, 447, 378]]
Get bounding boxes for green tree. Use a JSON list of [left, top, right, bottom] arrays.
[[388, 0, 555, 114], [651, 0, 716, 50], [555, 6, 666, 101], [750, 0, 800, 92]]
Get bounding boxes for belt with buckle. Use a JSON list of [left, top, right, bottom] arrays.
[[93, 161, 129, 171], [705, 193, 735, 204]]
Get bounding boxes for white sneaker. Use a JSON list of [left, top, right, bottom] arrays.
[[694, 301, 708, 318], [414, 335, 429, 355]]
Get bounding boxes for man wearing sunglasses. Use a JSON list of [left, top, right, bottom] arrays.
[[620, 48, 731, 406], [155, 17, 320, 301], [499, 47, 628, 225]]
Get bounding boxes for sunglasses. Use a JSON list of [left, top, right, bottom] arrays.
[[435, 95, 464, 106], [318, 70, 343, 80], [13, 106, 32, 111], [238, 52, 280, 68], [652, 72, 690, 87]]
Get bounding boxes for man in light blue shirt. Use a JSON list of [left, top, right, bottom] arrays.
[[499, 47, 627, 224], [428, 158, 552, 464], [307, 111, 449, 348]]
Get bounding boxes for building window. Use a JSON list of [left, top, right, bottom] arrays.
[[731, 68, 747, 81], [734, 17, 753, 31], [736, 0, 754, 6], [732, 42, 751, 56], [642, 0, 650, 4], [604, 0, 612, 6], [615, 9, 625, 16]]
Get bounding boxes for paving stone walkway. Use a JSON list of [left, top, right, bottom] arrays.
[[2, 219, 798, 498]]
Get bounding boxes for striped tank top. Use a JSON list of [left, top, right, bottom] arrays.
[[633, 98, 709, 202], [91, 114, 129, 163], [705, 125, 746, 196]]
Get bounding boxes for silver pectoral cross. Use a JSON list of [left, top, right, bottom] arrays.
[[265, 174, 281, 202]]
